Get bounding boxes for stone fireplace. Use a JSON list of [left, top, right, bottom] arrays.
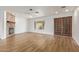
[[6, 12, 15, 37]]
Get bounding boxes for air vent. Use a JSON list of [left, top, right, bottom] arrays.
[[35, 11, 39, 13], [29, 9, 33, 11], [61, 6, 66, 8]]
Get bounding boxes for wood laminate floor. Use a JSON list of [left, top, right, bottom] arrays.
[[0, 32, 79, 52]]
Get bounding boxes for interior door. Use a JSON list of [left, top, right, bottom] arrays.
[[63, 16, 72, 36], [54, 18, 61, 35]]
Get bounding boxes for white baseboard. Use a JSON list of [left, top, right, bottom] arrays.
[[72, 37, 79, 46]]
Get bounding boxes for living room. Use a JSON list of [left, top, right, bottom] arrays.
[[0, 6, 79, 51]]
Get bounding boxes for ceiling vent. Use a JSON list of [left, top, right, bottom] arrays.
[[61, 6, 66, 8], [35, 11, 39, 13], [29, 9, 33, 11]]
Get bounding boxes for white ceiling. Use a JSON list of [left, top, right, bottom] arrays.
[[0, 6, 77, 18]]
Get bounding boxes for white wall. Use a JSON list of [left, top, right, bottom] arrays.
[[15, 12, 27, 34], [3, 11, 7, 39], [72, 7, 79, 45], [28, 12, 73, 35], [0, 9, 6, 39], [28, 16, 54, 35]]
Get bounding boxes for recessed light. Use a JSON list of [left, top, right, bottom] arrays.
[[29, 15, 33, 18], [55, 11, 58, 14], [65, 9, 69, 12]]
